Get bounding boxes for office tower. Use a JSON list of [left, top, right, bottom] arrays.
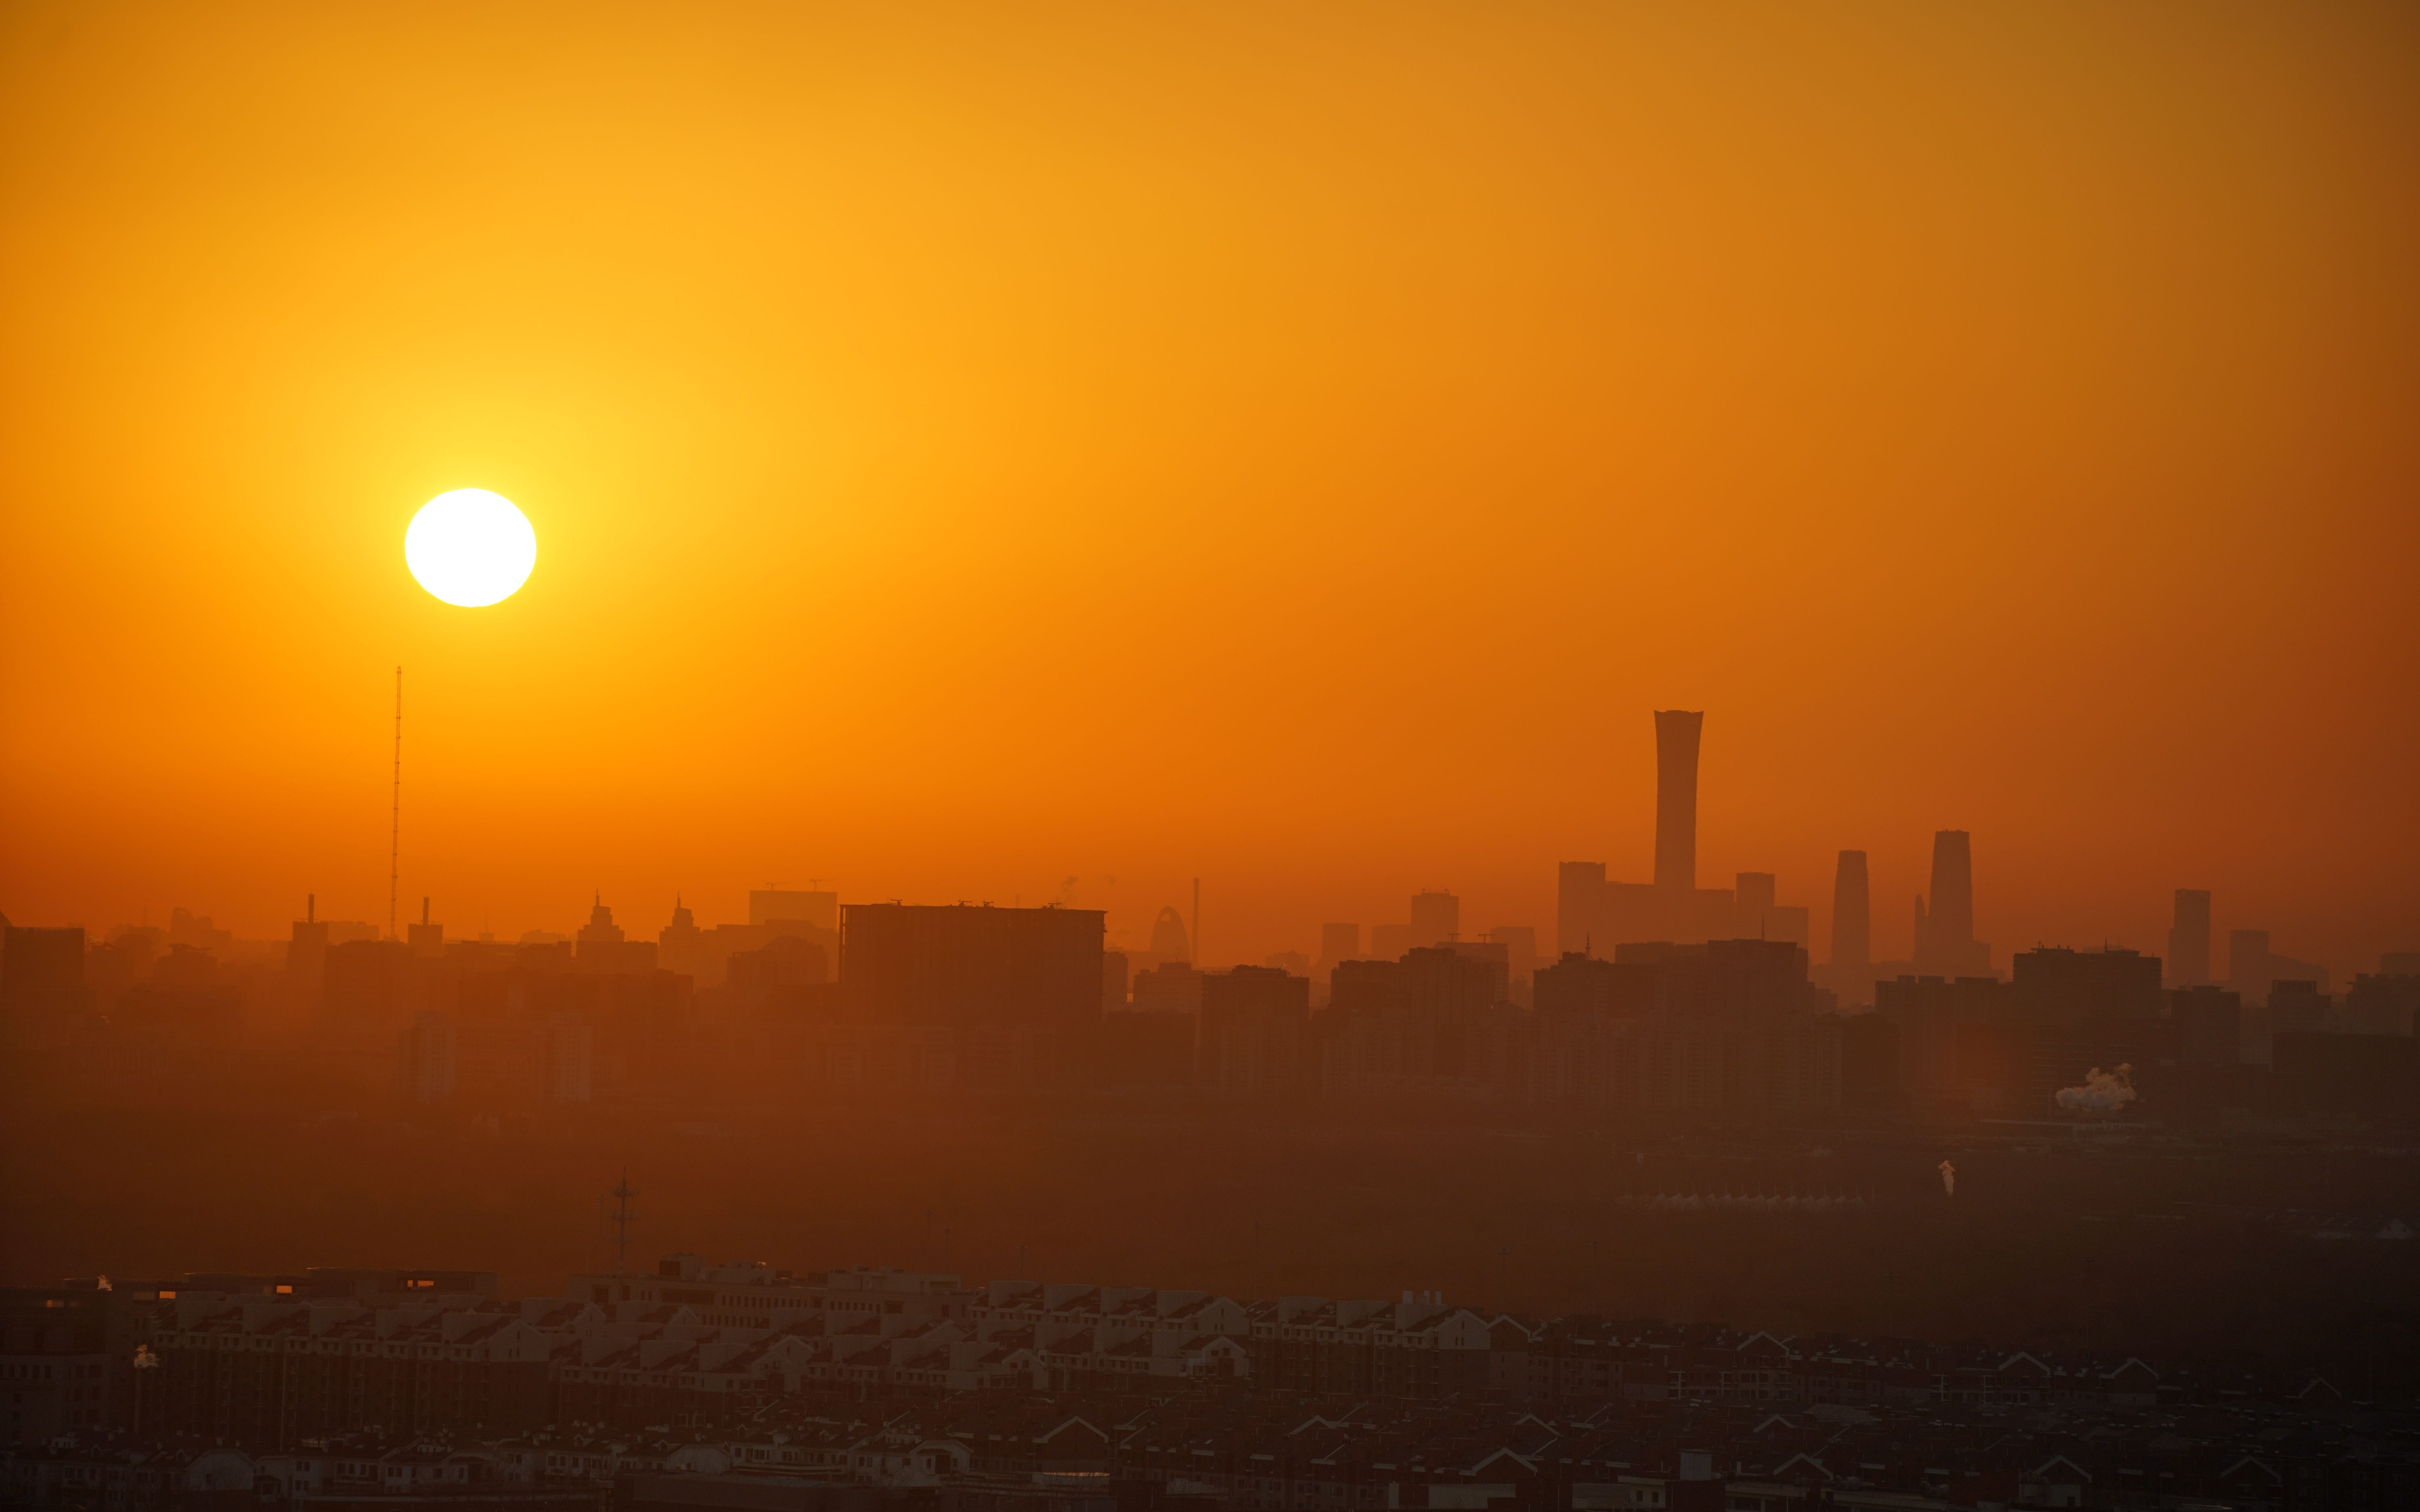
[[839, 902, 1105, 1027], [286, 896, 330, 1015], [1319, 923, 1360, 969], [1926, 831, 1974, 945], [1830, 852, 1870, 968], [1913, 831, 1990, 974], [321, 938, 409, 1039], [1131, 961, 1203, 1014], [1486, 925, 1538, 1006], [0, 925, 85, 1051], [1555, 862, 1606, 956], [658, 897, 705, 978], [2166, 889, 2211, 987], [1734, 872, 1776, 939], [1652, 710, 1703, 892], [2010, 947, 2164, 1018], [2168, 985, 2243, 1065], [1735, 872, 1775, 917], [1198, 965, 1310, 1095], [750, 889, 839, 933], [1409, 889, 1459, 948], [576, 897, 657, 975], [2226, 929, 2270, 1004]]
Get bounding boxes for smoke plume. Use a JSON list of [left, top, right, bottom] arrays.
[[2054, 1063, 2136, 1112]]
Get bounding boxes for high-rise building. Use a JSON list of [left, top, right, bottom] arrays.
[[1830, 852, 1870, 969], [1485, 925, 1538, 1006], [839, 903, 1105, 1028], [1557, 711, 1737, 953], [2226, 929, 2328, 1006], [2166, 889, 2212, 987], [1319, 923, 1361, 969], [2226, 929, 2269, 1001], [1652, 710, 1702, 891], [2010, 947, 2164, 1018], [1913, 831, 1990, 974], [1198, 965, 1310, 1095], [1409, 890, 1460, 948], [751, 889, 839, 933], [0, 924, 85, 1052], [658, 897, 705, 978], [1734, 872, 1775, 920]]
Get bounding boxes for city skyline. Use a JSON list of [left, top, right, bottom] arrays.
[[8, 705, 2394, 984], [4, 8, 2416, 983]]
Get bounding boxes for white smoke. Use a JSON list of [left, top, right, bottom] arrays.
[[2055, 1063, 2136, 1112], [1938, 1160, 1956, 1198]]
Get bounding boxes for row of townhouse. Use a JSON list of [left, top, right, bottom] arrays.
[[1483, 1325, 2165, 1413]]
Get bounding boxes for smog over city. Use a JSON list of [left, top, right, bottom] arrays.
[[2, 6, 2417, 1510]]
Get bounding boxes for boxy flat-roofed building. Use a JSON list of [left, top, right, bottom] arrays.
[[840, 904, 1104, 1029]]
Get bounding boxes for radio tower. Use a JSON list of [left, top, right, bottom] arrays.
[[388, 667, 403, 940], [606, 1171, 639, 1275]]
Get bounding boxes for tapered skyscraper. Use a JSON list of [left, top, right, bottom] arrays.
[[2167, 889, 2211, 987], [1913, 830, 1990, 973], [1830, 850, 1871, 968], [1652, 710, 1702, 892]]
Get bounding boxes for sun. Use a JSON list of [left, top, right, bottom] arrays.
[[405, 489, 537, 607]]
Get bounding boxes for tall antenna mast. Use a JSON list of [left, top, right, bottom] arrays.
[[607, 1170, 639, 1275], [388, 666, 403, 940]]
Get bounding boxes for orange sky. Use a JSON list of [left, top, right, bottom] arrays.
[[3, 3, 2415, 973]]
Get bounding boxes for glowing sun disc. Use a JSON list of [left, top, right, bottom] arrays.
[[405, 489, 536, 607]]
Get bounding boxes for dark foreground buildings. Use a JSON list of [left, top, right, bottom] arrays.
[[6, 1255, 2411, 1512]]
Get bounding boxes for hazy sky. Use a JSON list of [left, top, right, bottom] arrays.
[[4, 3, 2415, 971]]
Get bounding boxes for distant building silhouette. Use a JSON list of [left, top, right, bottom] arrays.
[[2168, 984, 2242, 1065], [1147, 906, 1191, 967], [1558, 711, 1740, 953], [1830, 852, 1870, 969], [1131, 960, 1203, 1015], [2226, 928, 2328, 1007], [1318, 923, 1360, 971], [1913, 831, 1990, 974], [840, 902, 1105, 1030], [407, 898, 443, 958], [657, 896, 704, 978], [1198, 964, 1310, 1096], [1408, 890, 1459, 948], [576, 896, 657, 975], [0, 923, 85, 1053], [751, 889, 839, 933], [2166, 889, 2212, 987], [1485, 925, 1538, 1007], [1819, 850, 1874, 1008], [1652, 710, 1701, 891], [1101, 949, 1130, 1012], [2010, 946, 2163, 1018]]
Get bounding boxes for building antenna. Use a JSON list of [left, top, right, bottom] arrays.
[[607, 1170, 639, 1276], [388, 666, 403, 941]]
